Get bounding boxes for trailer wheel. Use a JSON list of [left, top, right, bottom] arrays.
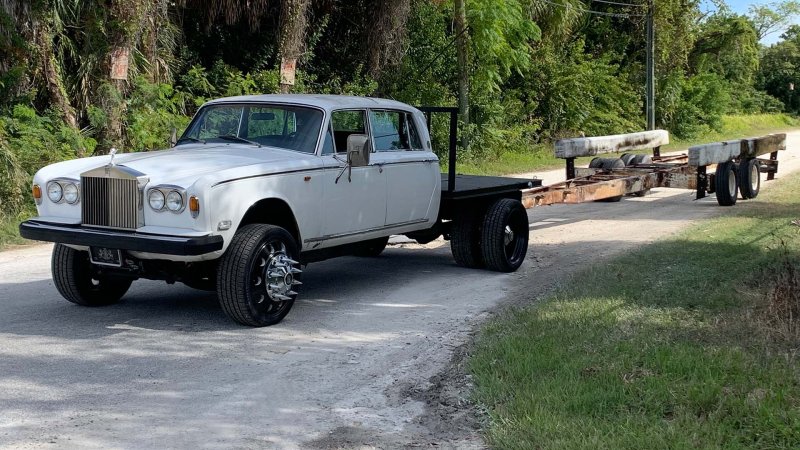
[[631, 154, 653, 165], [217, 224, 301, 327], [589, 157, 603, 168], [737, 158, 761, 199], [354, 236, 390, 257], [451, 212, 484, 269], [480, 199, 529, 272], [714, 161, 738, 206], [51, 244, 132, 306]]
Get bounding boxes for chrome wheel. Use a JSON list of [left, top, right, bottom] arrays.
[[250, 240, 301, 313], [503, 225, 515, 246]]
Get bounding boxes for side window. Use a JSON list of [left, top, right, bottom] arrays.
[[369, 110, 407, 151], [331, 110, 366, 154], [321, 123, 335, 155], [405, 113, 423, 150]]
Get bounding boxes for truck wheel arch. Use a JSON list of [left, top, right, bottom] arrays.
[[238, 198, 301, 245]]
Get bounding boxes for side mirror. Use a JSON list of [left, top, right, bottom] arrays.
[[346, 134, 371, 167], [169, 127, 178, 147]]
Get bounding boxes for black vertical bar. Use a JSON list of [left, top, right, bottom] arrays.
[[566, 157, 576, 180], [653, 145, 661, 159], [696, 165, 707, 199], [448, 110, 457, 192], [767, 151, 778, 180]]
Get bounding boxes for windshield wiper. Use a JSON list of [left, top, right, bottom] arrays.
[[176, 136, 206, 145], [219, 134, 262, 147]]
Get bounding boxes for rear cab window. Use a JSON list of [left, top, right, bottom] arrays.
[[368, 110, 423, 151]]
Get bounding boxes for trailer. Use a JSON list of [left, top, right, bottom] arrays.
[[518, 130, 786, 208]]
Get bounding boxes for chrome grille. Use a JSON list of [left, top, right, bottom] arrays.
[[81, 176, 140, 229]]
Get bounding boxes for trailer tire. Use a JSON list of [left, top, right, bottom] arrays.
[[354, 236, 390, 257], [737, 158, 760, 199], [217, 224, 300, 327], [631, 154, 653, 165], [480, 199, 529, 272], [714, 161, 738, 206], [451, 212, 484, 269], [52, 244, 131, 306], [589, 157, 603, 168]]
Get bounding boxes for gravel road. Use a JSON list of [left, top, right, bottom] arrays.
[[2, 132, 798, 449]]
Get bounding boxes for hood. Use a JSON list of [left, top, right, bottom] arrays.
[[34, 143, 321, 188], [112, 144, 305, 179]]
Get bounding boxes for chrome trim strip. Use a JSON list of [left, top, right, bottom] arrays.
[[304, 218, 429, 243]]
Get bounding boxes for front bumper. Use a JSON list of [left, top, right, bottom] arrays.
[[19, 220, 223, 256]]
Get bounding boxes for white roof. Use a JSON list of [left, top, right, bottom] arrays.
[[205, 94, 418, 113]]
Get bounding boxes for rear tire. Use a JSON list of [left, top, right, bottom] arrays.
[[714, 161, 738, 206], [51, 244, 131, 306], [450, 212, 484, 268], [480, 199, 529, 272], [737, 158, 761, 199], [216, 224, 301, 327]]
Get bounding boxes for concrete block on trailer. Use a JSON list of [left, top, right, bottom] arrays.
[[688, 139, 741, 167], [554, 130, 669, 159]]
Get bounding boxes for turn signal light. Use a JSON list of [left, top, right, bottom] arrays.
[[32, 184, 42, 204], [189, 195, 200, 218]]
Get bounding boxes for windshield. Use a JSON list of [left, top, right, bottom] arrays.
[[179, 103, 323, 153]]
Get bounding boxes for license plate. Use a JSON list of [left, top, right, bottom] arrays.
[[89, 247, 122, 267]]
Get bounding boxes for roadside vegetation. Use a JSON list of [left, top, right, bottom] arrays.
[[1, 0, 799, 248], [470, 174, 800, 448]]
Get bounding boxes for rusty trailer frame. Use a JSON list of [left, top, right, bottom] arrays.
[[520, 132, 787, 208]]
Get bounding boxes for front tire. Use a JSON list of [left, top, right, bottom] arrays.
[[51, 244, 132, 306], [216, 224, 301, 327]]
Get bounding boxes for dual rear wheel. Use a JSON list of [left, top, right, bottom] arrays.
[[450, 198, 529, 272]]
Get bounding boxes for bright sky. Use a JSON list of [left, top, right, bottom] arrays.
[[699, 0, 798, 45]]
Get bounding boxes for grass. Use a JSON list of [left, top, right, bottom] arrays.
[[455, 113, 799, 176], [469, 175, 800, 449], [0, 208, 35, 249]]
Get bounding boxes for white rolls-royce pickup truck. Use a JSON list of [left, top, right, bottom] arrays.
[[20, 95, 538, 326]]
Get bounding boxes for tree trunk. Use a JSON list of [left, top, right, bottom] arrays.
[[31, 17, 78, 131], [454, 0, 470, 150], [96, 2, 153, 152], [278, 0, 310, 94]]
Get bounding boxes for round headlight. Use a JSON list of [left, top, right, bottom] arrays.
[[148, 190, 165, 210], [166, 191, 183, 212], [63, 183, 79, 204], [47, 182, 63, 203]]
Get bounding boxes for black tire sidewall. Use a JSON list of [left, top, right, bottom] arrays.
[[481, 199, 529, 272], [51, 244, 131, 306], [217, 224, 300, 327]]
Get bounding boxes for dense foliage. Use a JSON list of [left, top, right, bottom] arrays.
[[0, 0, 797, 216]]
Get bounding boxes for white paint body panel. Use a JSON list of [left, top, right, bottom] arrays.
[[30, 95, 441, 261]]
